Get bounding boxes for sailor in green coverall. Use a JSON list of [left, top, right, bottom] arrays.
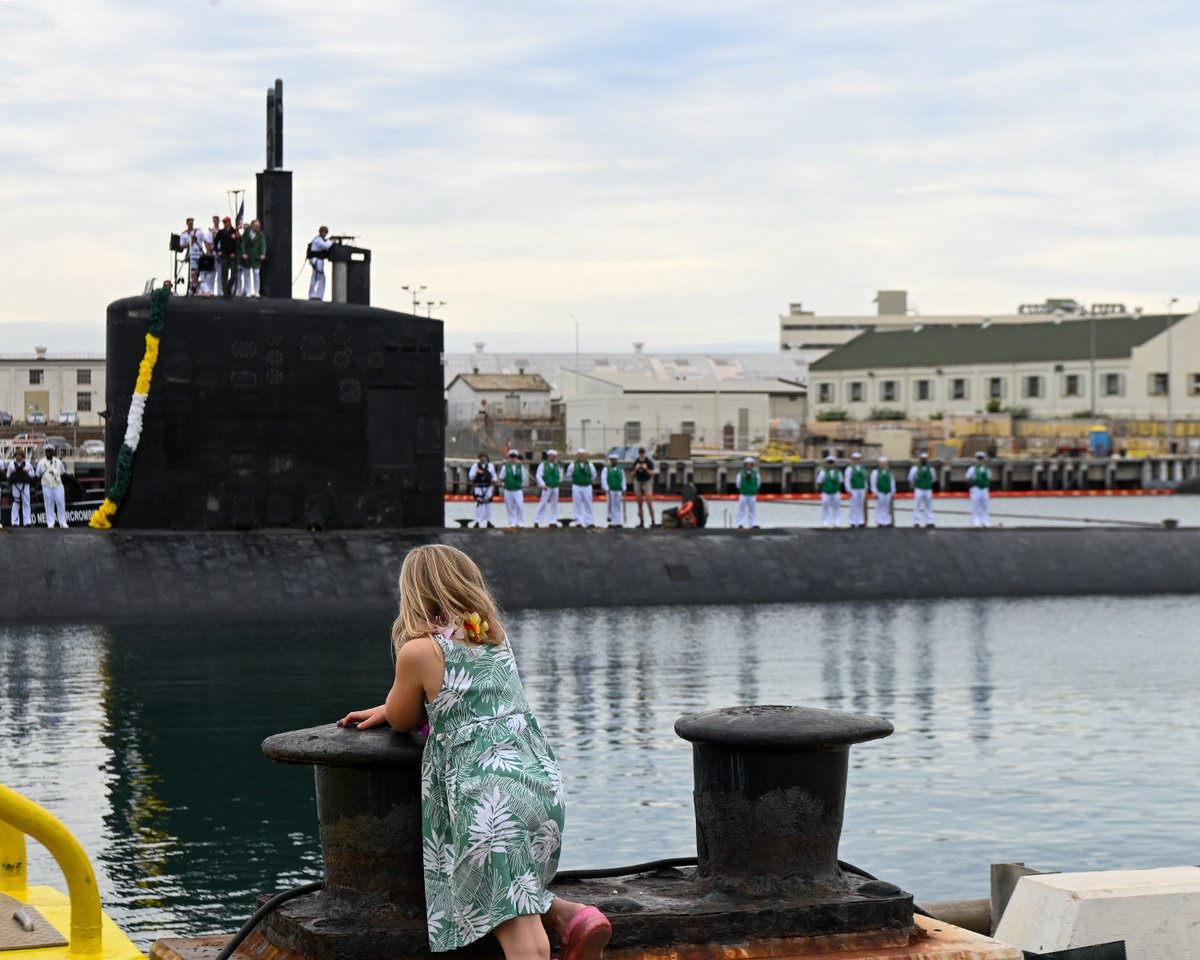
[[501, 450, 527, 527], [869, 456, 895, 527], [965, 451, 991, 528], [600, 453, 626, 527], [535, 450, 562, 527], [844, 452, 868, 528], [569, 448, 597, 528], [907, 451, 937, 527], [816, 454, 842, 528], [736, 456, 761, 528]]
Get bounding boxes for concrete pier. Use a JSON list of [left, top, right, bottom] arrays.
[[3, 526, 1199, 624], [446, 455, 1200, 496]]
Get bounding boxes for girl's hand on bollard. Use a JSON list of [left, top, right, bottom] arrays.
[[337, 705, 388, 729]]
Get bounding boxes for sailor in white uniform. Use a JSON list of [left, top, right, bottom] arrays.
[[500, 450, 526, 528], [907, 452, 936, 528], [870, 456, 895, 528], [534, 450, 563, 527], [6, 450, 34, 526], [467, 452, 497, 528], [36, 444, 68, 529], [965, 451, 992, 528], [844, 452, 868, 528], [308, 226, 334, 300], [569, 448, 597, 528], [816, 455, 842, 529], [600, 453, 626, 527]]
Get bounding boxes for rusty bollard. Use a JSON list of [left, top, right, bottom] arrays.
[[258, 724, 431, 960], [674, 704, 894, 897]]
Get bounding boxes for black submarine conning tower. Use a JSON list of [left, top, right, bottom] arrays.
[[258, 78, 292, 300], [103, 80, 443, 532]]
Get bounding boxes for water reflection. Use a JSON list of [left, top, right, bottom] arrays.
[[1, 595, 1198, 948]]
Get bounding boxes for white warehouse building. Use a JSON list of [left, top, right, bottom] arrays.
[[0, 347, 106, 427]]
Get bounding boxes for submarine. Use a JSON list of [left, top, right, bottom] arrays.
[[3, 80, 1200, 625]]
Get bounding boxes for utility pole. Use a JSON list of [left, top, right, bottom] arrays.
[[1166, 297, 1178, 454]]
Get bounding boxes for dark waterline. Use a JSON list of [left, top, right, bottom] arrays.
[[2, 596, 1198, 948]]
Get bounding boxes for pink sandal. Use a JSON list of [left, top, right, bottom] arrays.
[[559, 906, 612, 960]]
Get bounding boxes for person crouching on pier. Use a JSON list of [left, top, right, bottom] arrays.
[[501, 450, 526, 528], [908, 451, 936, 527], [338, 544, 613, 960], [736, 456, 760, 529], [37, 444, 67, 529], [966, 451, 991, 528], [7, 449, 34, 527], [468, 452, 498, 528], [844, 452, 868, 528], [535, 450, 562, 527], [569, 449, 596, 528], [600, 453, 625, 527], [870, 456, 895, 528], [817, 455, 842, 529]]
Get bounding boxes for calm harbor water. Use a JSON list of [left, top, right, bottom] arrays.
[[2, 596, 1198, 948]]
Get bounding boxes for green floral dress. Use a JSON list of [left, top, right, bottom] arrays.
[[422, 630, 564, 951]]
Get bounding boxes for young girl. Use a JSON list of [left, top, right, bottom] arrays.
[[338, 544, 611, 960]]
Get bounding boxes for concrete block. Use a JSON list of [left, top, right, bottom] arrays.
[[994, 865, 1200, 959]]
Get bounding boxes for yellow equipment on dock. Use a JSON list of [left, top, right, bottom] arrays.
[[0, 783, 144, 960]]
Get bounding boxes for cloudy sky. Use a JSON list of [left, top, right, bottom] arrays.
[[2, 0, 1198, 354]]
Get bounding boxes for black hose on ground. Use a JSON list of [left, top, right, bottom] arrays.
[[213, 880, 324, 960]]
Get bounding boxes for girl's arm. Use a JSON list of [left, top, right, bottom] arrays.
[[339, 636, 444, 732]]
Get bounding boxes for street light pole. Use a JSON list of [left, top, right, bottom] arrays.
[[1166, 296, 1178, 453], [402, 284, 426, 313], [1088, 312, 1096, 418]]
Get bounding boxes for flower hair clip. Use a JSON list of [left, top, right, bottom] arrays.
[[454, 612, 490, 644]]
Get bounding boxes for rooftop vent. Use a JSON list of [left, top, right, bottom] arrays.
[[35, 345, 47, 358], [474, 342, 486, 354], [632, 342, 645, 354]]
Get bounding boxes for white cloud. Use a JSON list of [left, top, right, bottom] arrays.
[[2, 0, 1199, 352]]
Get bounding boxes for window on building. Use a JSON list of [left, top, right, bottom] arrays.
[[623, 421, 641, 445], [77, 392, 92, 412], [681, 421, 695, 436], [880, 380, 899, 403], [1190, 374, 1200, 397], [849, 381, 865, 403], [817, 382, 835, 404], [1148, 373, 1169, 396], [988, 377, 1006, 400], [77, 369, 92, 385], [1062, 374, 1082, 398], [29, 369, 43, 385], [1103, 373, 1125, 396], [1022, 375, 1044, 399], [951, 378, 969, 400], [915, 379, 934, 401]]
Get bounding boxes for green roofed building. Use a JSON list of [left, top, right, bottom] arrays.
[[808, 311, 1200, 420]]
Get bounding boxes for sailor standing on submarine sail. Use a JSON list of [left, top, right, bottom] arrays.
[[870, 456, 895, 528], [816, 455, 842, 529], [907, 451, 936, 528], [600, 453, 626, 528], [736, 456, 760, 529], [844, 452, 868, 528], [308, 226, 334, 300], [468, 452, 498, 528], [965, 451, 991, 528], [569, 448, 597, 528], [535, 450, 562, 527], [501, 450, 526, 528]]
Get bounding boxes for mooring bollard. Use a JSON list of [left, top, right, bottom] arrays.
[[260, 723, 430, 952], [674, 704, 894, 896]]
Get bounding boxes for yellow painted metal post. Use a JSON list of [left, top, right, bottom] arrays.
[[0, 783, 102, 956], [0, 819, 28, 897]]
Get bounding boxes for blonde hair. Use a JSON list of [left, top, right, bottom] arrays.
[[391, 544, 505, 651]]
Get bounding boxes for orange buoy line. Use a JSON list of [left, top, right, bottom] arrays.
[[445, 489, 1174, 503]]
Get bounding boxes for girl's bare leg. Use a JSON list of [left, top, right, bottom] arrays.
[[494, 914, 551, 960], [543, 896, 587, 937]]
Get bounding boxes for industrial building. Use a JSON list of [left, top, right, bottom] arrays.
[[0, 347, 106, 427]]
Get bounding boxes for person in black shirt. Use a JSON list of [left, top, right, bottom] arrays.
[[631, 446, 656, 527], [214, 217, 240, 298]]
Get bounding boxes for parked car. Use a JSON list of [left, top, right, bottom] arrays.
[[80, 440, 105, 457], [28, 411, 47, 426], [58, 411, 78, 425], [0, 411, 11, 426], [13, 433, 47, 443]]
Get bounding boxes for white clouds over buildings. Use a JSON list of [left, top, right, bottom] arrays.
[[1, 0, 1197, 352]]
